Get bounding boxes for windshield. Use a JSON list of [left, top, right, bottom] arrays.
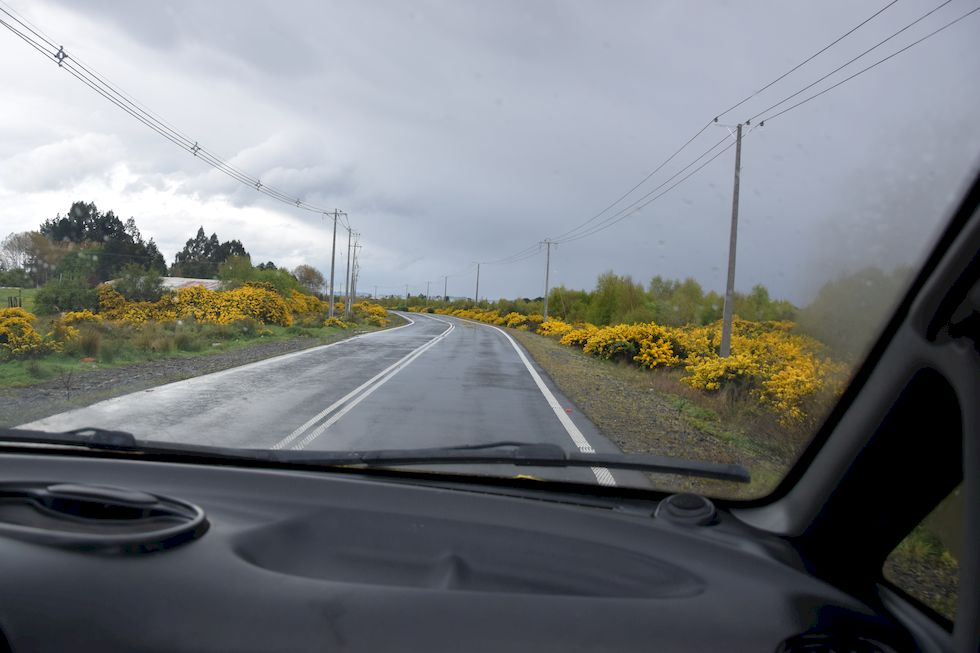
[[1, 1, 978, 499]]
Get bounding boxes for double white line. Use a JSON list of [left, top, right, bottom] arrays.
[[272, 315, 454, 451]]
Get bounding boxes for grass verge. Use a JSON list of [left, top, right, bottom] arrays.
[[0, 287, 35, 312], [512, 329, 798, 499], [2, 313, 406, 389]]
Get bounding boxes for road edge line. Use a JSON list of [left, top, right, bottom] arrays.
[[446, 315, 617, 487]]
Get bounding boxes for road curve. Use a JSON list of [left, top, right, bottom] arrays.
[[22, 312, 629, 486]]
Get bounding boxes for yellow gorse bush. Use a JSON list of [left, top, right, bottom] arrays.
[[503, 312, 528, 328], [537, 319, 574, 337], [433, 307, 505, 325], [559, 324, 598, 347], [60, 309, 103, 325], [96, 283, 390, 331], [531, 313, 843, 424], [324, 316, 352, 329], [289, 290, 328, 316], [99, 283, 293, 326], [0, 307, 58, 358], [352, 301, 390, 326]]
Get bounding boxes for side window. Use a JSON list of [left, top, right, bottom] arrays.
[[882, 485, 962, 624]]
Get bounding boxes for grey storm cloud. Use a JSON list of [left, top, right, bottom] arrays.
[[2, 0, 979, 302], [0, 133, 124, 192]]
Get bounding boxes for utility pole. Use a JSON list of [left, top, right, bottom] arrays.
[[349, 237, 361, 315], [405, 284, 409, 300], [343, 228, 353, 318], [426, 281, 431, 304], [443, 276, 448, 302], [326, 210, 341, 318], [349, 266, 355, 306], [374, 285, 378, 299], [542, 239, 553, 321], [719, 123, 743, 358], [474, 263, 480, 304]]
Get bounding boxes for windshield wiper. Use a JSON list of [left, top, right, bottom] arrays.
[[0, 427, 141, 451], [0, 430, 750, 483], [272, 441, 752, 483]]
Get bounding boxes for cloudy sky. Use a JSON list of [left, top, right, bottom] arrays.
[[1, 0, 978, 303]]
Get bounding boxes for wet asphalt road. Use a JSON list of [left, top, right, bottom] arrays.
[[22, 313, 630, 486]]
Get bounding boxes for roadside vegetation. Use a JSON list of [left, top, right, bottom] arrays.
[[380, 266, 910, 492], [0, 201, 391, 388]]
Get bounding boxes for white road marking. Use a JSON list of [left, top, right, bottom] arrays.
[[449, 317, 617, 487], [274, 314, 454, 450]]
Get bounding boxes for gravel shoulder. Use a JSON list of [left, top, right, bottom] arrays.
[[1, 321, 403, 429], [512, 329, 784, 498]]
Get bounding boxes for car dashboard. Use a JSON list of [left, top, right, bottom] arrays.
[[0, 451, 913, 652]]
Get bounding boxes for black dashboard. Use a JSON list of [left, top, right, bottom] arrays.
[[0, 451, 913, 652]]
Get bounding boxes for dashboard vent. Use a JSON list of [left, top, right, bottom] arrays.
[[0, 482, 207, 552]]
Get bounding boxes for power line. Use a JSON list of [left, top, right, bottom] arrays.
[[714, 0, 900, 119], [547, 122, 715, 243], [445, 263, 477, 278], [553, 134, 732, 244], [748, 0, 958, 123], [544, 0, 901, 246], [556, 138, 740, 245], [0, 4, 339, 216], [490, 247, 543, 266], [480, 243, 542, 266], [563, 1, 974, 246], [758, 5, 980, 125]]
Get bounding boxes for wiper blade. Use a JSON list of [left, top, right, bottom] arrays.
[[0, 430, 750, 483], [273, 441, 752, 483], [0, 427, 140, 451]]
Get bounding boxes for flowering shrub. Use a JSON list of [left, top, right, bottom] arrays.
[[352, 302, 390, 326], [100, 284, 294, 326], [522, 311, 840, 423], [503, 312, 528, 329], [288, 290, 327, 316], [634, 325, 681, 369], [0, 307, 57, 358], [60, 309, 103, 326], [678, 322, 845, 423], [582, 323, 642, 360], [324, 316, 352, 329], [98, 284, 126, 312], [559, 324, 598, 347], [537, 319, 574, 337]]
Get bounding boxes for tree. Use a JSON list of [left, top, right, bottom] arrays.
[[796, 266, 911, 359], [1, 232, 33, 271], [53, 250, 100, 285], [217, 255, 256, 284], [0, 268, 31, 287], [171, 227, 250, 278], [38, 202, 166, 281], [735, 284, 796, 322], [25, 231, 69, 287], [256, 261, 277, 271], [217, 256, 303, 297], [293, 265, 324, 293], [113, 263, 165, 302], [34, 279, 99, 314]]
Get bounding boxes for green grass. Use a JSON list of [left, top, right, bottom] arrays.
[[884, 523, 959, 621], [1, 287, 36, 312], [0, 319, 393, 389], [662, 394, 738, 443]]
